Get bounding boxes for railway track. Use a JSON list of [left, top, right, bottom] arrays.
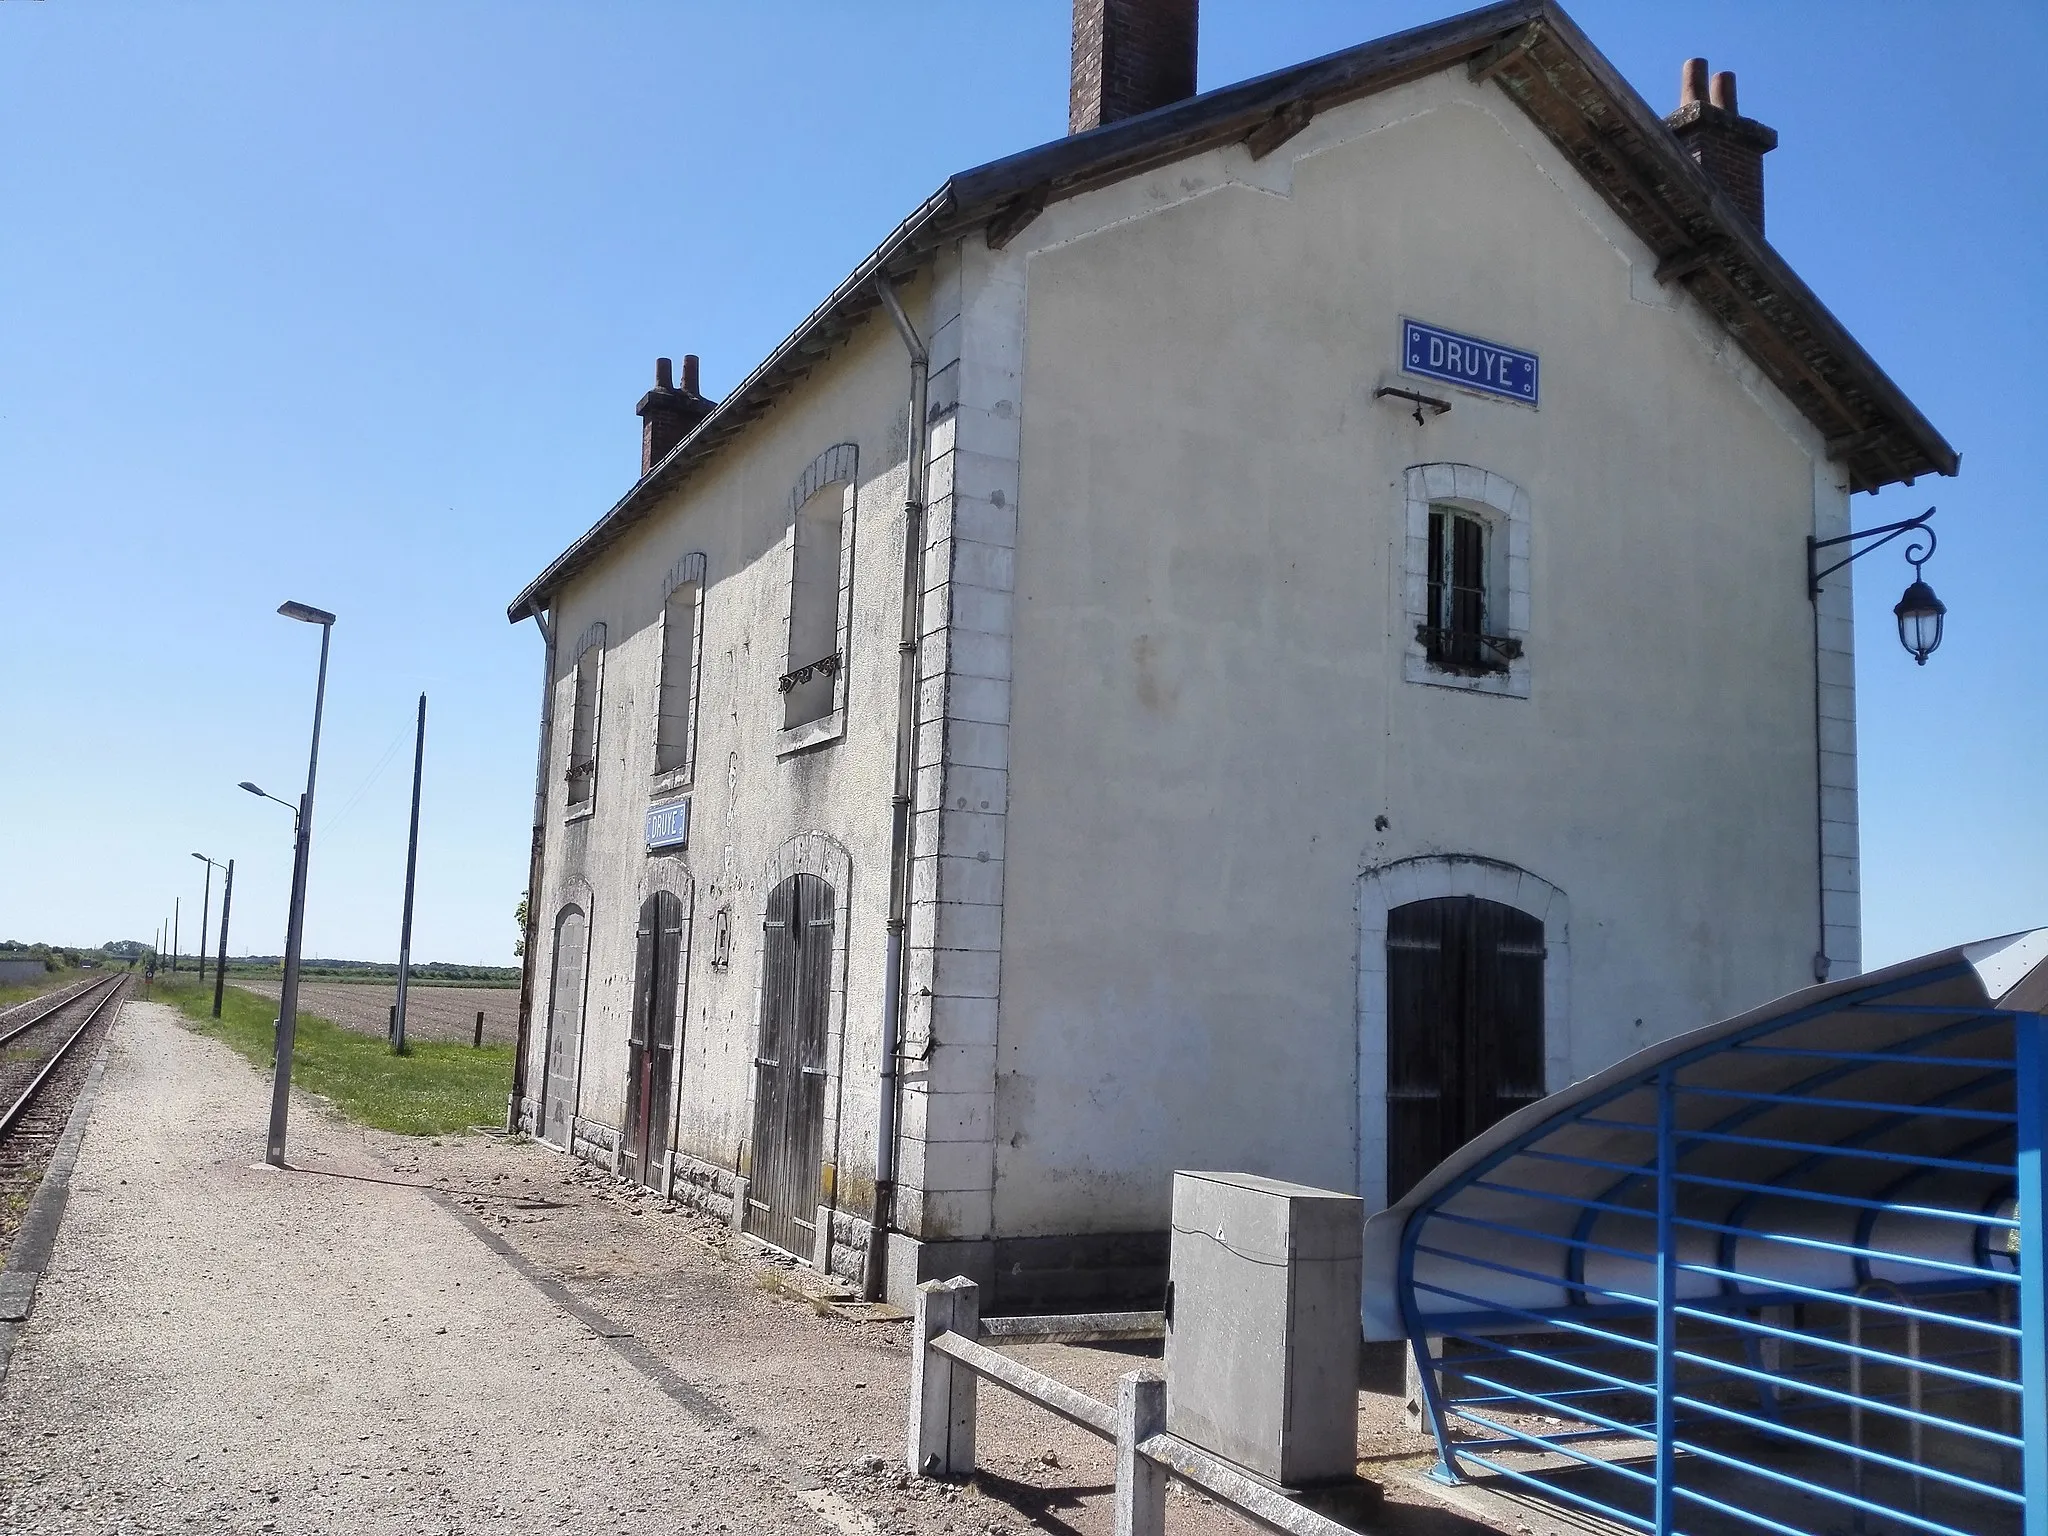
[[0, 973, 111, 1032], [0, 974, 125, 1238]]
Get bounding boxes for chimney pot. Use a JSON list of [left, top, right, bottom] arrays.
[[1069, 0, 1198, 136], [1667, 57, 1777, 233], [1681, 57, 1708, 107], [637, 351, 714, 477]]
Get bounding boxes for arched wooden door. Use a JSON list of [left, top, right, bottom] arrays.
[[624, 889, 685, 1187], [540, 906, 588, 1149], [745, 873, 832, 1256], [1386, 896, 1544, 1203]]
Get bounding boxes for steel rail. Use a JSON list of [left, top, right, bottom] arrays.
[[0, 977, 124, 1139], [0, 974, 119, 1043]]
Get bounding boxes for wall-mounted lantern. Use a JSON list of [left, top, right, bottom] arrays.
[[1809, 505, 1944, 665]]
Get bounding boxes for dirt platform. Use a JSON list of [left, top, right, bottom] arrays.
[[0, 1001, 1532, 1535]]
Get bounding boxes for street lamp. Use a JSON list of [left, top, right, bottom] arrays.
[[194, 852, 230, 1002], [1894, 574, 1946, 667], [239, 781, 301, 828], [265, 599, 336, 1168], [1808, 505, 1947, 665], [192, 853, 223, 986]]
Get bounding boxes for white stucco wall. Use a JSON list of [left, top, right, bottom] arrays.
[[527, 286, 927, 1232], [988, 69, 1854, 1235]]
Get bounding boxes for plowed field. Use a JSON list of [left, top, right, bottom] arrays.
[[230, 979, 519, 1045]]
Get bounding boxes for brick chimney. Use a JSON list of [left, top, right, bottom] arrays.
[[636, 355, 713, 476], [1069, 0, 1198, 135], [1666, 58, 1778, 233]]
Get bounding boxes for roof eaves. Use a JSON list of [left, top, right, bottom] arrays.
[[943, 0, 1544, 220], [509, 0, 1956, 623], [505, 182, 959, 624], [1493, 4, 1958, 488]]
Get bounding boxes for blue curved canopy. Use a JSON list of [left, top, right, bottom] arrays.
[[1363, 930, 2048, 1342]]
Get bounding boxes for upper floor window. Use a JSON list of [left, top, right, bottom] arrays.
[[1401, 465, 1531, 700], [565, 622, 606, 814], [784, 485, 842, 729], [1422, 505, 1516, 672], [779, 443, 857, 739], [654, 553, 706, 782]]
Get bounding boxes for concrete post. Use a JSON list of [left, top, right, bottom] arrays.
[[1115, 1370, 1167, 1536], [814, 1205, 836, 1277], [908, 1276, 979, 1480], [729, 1177, 749, 1233]]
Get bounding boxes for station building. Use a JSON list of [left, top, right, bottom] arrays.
[[505, 0, 1955, 1310]]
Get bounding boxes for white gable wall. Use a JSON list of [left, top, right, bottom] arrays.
[[987, 67, 1856, 1235]]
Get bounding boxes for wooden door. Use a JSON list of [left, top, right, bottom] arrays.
[[745, 873, 832, 1256], [540, 907, 588, 1149], [624, 890, 685, 1187], [1386, 896, 1544, 1203]]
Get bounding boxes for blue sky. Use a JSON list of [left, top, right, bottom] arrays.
[[2, 2, 2040, 968]]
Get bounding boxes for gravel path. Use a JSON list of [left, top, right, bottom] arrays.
[[232, 979, 520, 1045], [0, 1002, 1520, 1536]]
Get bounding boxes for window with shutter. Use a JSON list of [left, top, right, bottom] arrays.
[[654, 571, 703, 780], [1422, 505, 1516, 672]]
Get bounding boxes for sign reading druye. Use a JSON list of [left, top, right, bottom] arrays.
[[1402, 318, 1538, 405], [645, 798, 689, 851]]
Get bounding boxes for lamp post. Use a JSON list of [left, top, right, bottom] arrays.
[[211, 858, 234, 1019], [192, 853, 226, 986], [392, 692, 427, 1055], [264, 600, 336, 1167]]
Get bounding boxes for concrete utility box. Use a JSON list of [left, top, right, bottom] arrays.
[[1164, 1171, 1363, 1488]]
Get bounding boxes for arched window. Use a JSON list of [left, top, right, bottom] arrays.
[[564, 622, 606, 813], [1402, 465, 1530, 697], [654, 553, 706, 781], [540, 904, 590, 1148], [780, 443, 856, 736]]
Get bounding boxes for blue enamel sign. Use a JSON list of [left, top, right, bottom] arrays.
[[1402, 318, 1538, 405], [645, 799, 690, 851]]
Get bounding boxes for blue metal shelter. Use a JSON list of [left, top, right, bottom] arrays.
[[1362, 931, 2048, 1536]]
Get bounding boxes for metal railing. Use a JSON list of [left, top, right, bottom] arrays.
[[1397, 985, 2043, 1536], [908, 1278, 1364, 1536]]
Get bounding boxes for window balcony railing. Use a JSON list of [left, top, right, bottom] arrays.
[[777, 652, 842, 694], [1416, 625, 1521, 675]]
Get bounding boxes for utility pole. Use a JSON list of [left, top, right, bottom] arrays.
[[212, 860, 234, 1019], [266, 599, 336, 1168], [392, 692, 426, 1054], [195, 860, 213, 985], [172, 898, 180, 973]]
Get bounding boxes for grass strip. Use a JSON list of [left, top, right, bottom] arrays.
[[0, 967, 105, 1011], [152, 976, 513, 1136]]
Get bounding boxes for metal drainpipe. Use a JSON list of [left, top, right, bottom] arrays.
[[508, 606, 555, 1128], [1807, 586, 1830, 984], [868, 272, 929, 1301]]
